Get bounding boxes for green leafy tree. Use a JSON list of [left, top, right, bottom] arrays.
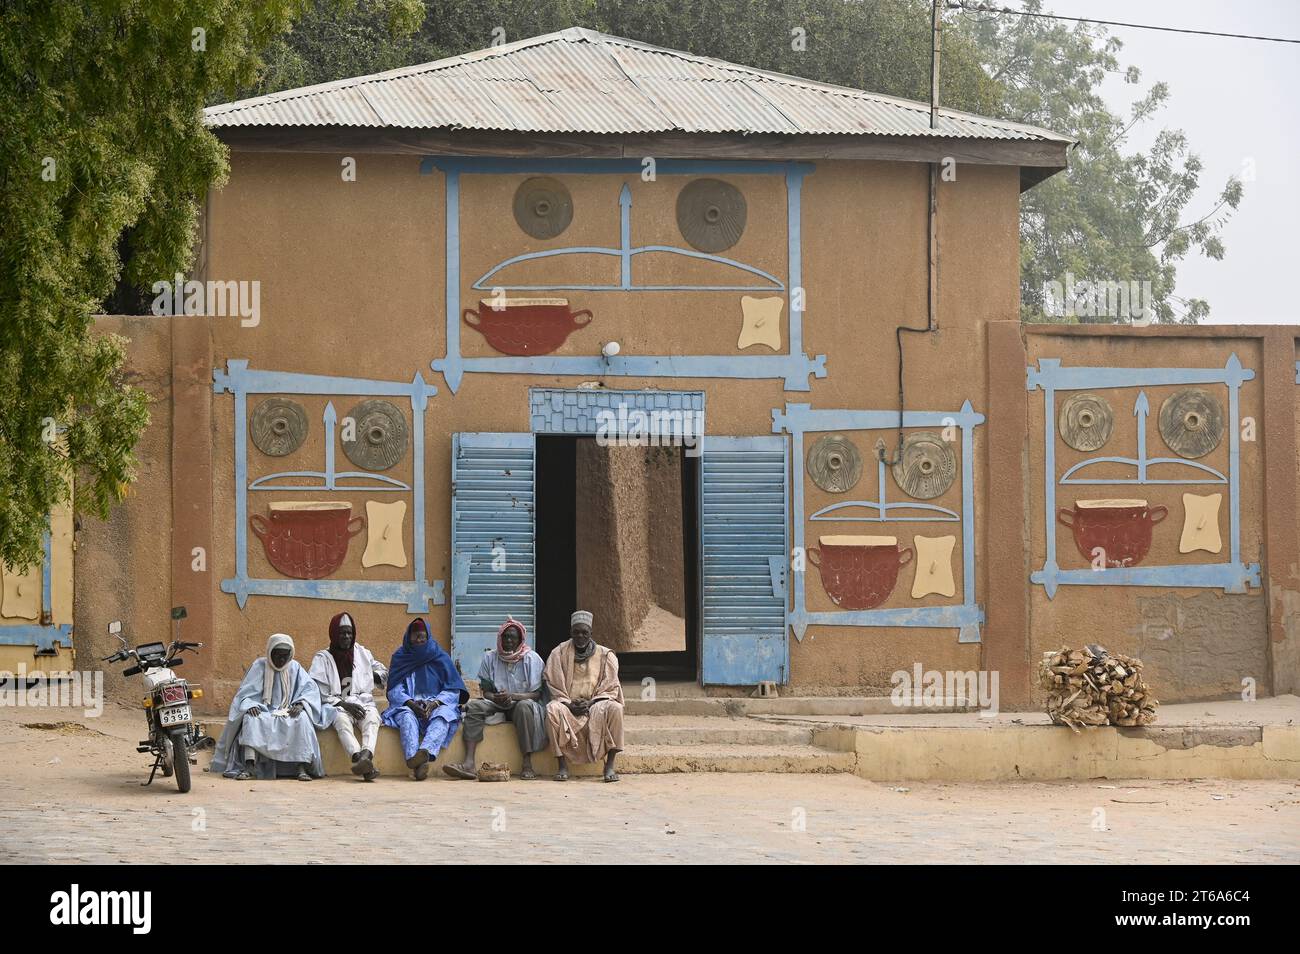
[[240, 0, 591, 97], [236, 0, 426, 99], [0, 0, 420, 569], [594, 0, 999, 113], [245, 0, 998, 111], [961, 0, 1241, 323]]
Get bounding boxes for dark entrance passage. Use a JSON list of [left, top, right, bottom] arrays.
[[535, 435, 699, 680]]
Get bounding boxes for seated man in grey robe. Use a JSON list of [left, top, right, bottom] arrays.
[[209, 633, 335, 781], [444, 616, 546, 780], [310, 611, 387, 781]]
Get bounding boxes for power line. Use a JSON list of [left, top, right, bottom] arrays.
[[948, 1, 1300, 44]]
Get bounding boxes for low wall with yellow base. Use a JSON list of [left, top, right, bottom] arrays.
[[317, 722, 606, 779], [813, 724, 1300, 781], [0, 646, 74, 675]]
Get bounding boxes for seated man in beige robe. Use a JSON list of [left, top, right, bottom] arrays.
[[543, 610, 624, 782]]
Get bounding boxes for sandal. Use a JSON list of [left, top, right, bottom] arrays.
[[296, 769, 313, 781], [442, 763, 477, 781]]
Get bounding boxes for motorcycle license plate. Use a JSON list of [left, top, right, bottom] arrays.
[[159, 704, 191, 727]]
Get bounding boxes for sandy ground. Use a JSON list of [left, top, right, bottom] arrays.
[[630, 603, 686, 653], [1, 703, 1297, 864]]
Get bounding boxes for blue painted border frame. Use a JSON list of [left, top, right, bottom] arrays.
[[1026, 353, 1260, 597], [0, 531, 72, 651], [772, 402, 986, 644], [421, 157, 827, 393], [214, 361, 445, 612]]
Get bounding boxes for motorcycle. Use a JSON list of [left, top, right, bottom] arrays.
[[102, 606, 213, 793]]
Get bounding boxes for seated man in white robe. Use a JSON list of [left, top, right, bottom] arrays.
[[310, 612, 387, 781], [209, 633, 335, 781]]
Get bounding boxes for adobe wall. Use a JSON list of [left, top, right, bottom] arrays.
[[574, 443, 684, 653], [171, 152, 1017, 704], [981, 324, 1298, 708], [74, 316, 176, 673], [71, 146, 1299, 712]]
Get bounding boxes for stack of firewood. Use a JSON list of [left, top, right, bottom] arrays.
[[1038, 644, 1157, 730]]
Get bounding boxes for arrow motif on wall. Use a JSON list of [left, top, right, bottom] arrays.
[[1059, 387, 1224, 487], [619, 183, 632, 289], [323, 401, 337, 490], [468, 178, 785, 294], [1133, 390, 1149, 484]]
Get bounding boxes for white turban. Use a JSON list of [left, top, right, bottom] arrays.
[[570, 610, 593, 628], [262, 633, 295, 706]]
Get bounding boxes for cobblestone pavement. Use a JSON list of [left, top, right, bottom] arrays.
[[2, 706, 1297, 864]]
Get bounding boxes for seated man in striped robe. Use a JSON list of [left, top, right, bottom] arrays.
[[544, 610, 625, 782]]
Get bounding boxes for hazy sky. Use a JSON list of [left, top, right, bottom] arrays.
[[1014, 1, 1299, 324]]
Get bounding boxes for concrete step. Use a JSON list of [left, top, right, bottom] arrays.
[[625, 696, 972, 717], [312, 714, 836, 778], [623, 716, 814, 746], [619, 743, 856, 774], [619, 681, 713, 699]]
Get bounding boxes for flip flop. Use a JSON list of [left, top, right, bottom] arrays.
[[442, 764, 477, 781], [520, 768, 537, 780], [553, 771, 569, 781], [296, 769, 313, 781], [603, 772, 620, 783], [234, 770, 252, 781]]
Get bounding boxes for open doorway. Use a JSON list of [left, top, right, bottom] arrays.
[[535, 435, 699, 680]]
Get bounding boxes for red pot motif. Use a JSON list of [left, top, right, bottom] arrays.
[[1058, 499, 1168, 568], [251, 502, 365, 580], [463, 298, 593, 356], [808, 535, 913, 610]]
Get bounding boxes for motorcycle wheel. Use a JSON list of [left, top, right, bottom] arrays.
[[159, 737, 174, 777], [168, 728, 192, 793], [150, 713, 174, 777]]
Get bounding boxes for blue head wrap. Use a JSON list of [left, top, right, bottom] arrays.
[[386, 618, 467, 702]]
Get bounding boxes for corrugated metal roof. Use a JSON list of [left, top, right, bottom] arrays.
[[205, 27, 1072, 143]]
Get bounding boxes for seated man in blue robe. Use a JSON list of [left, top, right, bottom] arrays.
[[381, 619, 468, 780], [209, 633, 335, 781]]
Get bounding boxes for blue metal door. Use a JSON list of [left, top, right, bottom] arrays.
[[450, 433, 535, 675], [700, 435, 789, 684]]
